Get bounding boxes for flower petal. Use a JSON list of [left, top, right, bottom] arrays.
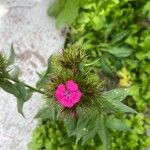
[[66, 80, 78, 92], [58, 96, 74, 108], [55, 83, 66, 99], [57, 83, 66, 92], [70, 90, 82, 103]]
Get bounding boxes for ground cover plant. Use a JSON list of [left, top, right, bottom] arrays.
[[29, 0, 150, 150]]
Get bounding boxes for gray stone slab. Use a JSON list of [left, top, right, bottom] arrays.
[[0, 0, 65, 149]]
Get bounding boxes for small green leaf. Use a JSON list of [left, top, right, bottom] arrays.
[[48, 0, 80, 27], [0, 79, 17, 95], [17, 98, 25, 116], [113, 101, 137, 113], [15, 83, 33, 116], [96, 115, 109, 150], [112, 0, 120, 4], [143, 1, 150, 20], [76, 114, 89, 142], [8, 44, 15, 66], [56, 0, 80, 27], [35, 107, 56, 120], [101, 57, 113, 76], [101, 46, 133, 58], [106, 115, 130, 131], [64, 116, 76, 137], [47, 0, 66, 17], [36, 56, 52, 89], [81, 118, 96, 145], [111, 30, 129, 44], [10, 66, 20, 80], [102, 88, 129, 102]]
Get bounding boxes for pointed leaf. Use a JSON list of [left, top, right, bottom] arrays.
[[64, 116, 77, 137], [113, 101, 137, 113], [0, 79, 18, 95], [36, 55, 52, 89], [76, 114, 89, 142], [81, 119, 96, 145], [56, 0, 80, 27], [106, 115, 130, 131], [17, 98, 25, 117], [8, 44, 15, 65], [101, 46, 133, 58], [96, 115, 109, 150], [15, 83, 33, 116], [35, 106, 56, 120], [102, 88, 129, 102], [47, 0, 66, 17], [101, 88, 137, 113], [10, 66, 20, 80]]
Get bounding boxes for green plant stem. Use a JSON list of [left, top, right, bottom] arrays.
[[4, 77, 46, 95]]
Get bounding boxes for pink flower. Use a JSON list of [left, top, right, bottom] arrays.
[[55, 80, 82, 108]]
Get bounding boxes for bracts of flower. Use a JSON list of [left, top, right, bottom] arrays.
[[0, 46, 137, 150]]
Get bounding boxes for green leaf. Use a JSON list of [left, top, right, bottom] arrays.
[[35, 106, 56, 120], [0, 79, 17, 95], [143, 1, 150, 20], [36, 56, 52, 89], [96, 115, 109, 150], [112, 0, 120, 4], [15, 83, 33, 116], [101, 57, 113, 76], [113, 101, 137, 113], [64, 116, 76, 137], [111, 30, 129, 44], [76, 114, 89, 142], [81, 117, 96, 145], [8, 44, 15, 66], [56, 0, 80, 27], [10, 66, 20, 80], [102, 88, 129, 102], [101, 88, 137, 113], [48, 0, 80, 27], [106, 115, 130, 131], [101, 46, 133, 58], [17, 98, 25, 117], [47, 0, 66, 17], [0, 79, 33, 116]]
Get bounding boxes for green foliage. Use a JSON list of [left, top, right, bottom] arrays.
[[28, 120, 102, 150], [48, 0, 80, 27], [45, 0, 150, 149], [29, 114, 150, 150], [110, 114, 150, 150]]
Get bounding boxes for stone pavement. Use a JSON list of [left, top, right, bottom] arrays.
[[0, 0, 64, 149]]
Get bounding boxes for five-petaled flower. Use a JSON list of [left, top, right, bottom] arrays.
[[55, 80, 82, 108]]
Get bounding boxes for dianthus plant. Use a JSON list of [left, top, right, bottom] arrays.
[[0, 46, 137, 150]]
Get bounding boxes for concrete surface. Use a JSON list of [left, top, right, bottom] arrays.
[[0, 0, 65, 149]]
